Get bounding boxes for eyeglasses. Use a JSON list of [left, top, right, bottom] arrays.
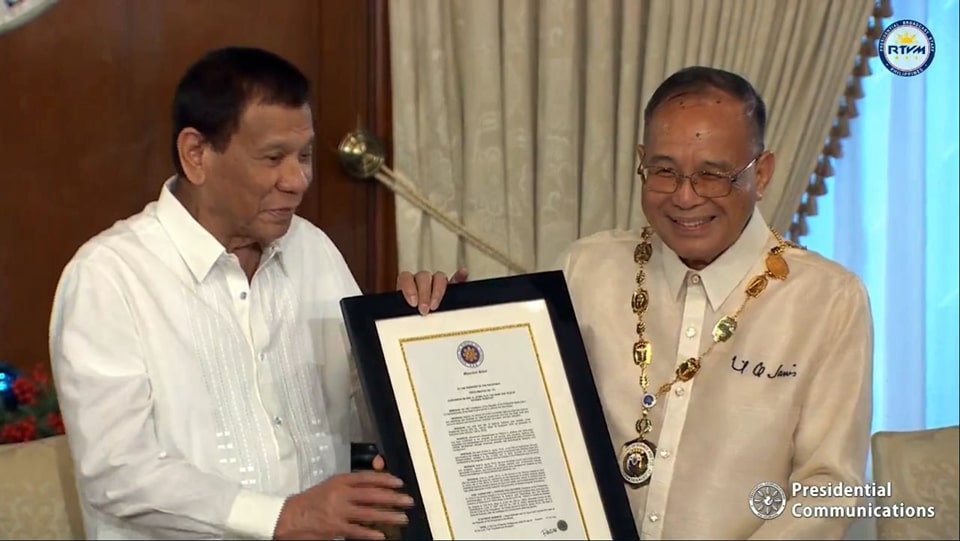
[[638, 152, 764, 198]]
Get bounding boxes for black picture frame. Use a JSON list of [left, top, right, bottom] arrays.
[[339, 270, 639, 540]]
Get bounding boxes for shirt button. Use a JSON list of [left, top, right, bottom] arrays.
[[685, 326, 697, 338], [273, 416, 283, 426], [675, 387, 686, 397], [648, 513, 660, 523], [659, 449, 671, 459], [690, 274, 701, 285], [240, 292, 248, 300]]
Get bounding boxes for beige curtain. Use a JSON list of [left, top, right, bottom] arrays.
[[789, 0, 892, 241], [389, 0, 874, 279]]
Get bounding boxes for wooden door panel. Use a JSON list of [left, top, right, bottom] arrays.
[[315, 0, 397, 295]]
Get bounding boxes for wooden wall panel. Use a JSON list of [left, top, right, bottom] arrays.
[[0, 0, 396, 373]]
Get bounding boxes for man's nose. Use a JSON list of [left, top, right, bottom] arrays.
[[671, 176, 705, 207], [280, 161, 311, 194]]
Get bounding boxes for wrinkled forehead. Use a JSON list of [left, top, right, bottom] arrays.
[[649, 89, 751, 129], [644, 95, 759, 168], [239, 98, 313, 125], [646, 91, 755, 149], [233, 102, 314, 145]]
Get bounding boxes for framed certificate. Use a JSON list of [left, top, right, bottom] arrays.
[[340, 270, 639, 540]]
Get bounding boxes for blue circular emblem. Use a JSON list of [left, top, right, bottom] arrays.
[[878, 19, 935, 77], [641, 393, 657, 408], [457, 340, 484, 368]]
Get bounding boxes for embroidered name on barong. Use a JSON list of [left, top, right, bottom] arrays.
[[730, 355, 798, 378]]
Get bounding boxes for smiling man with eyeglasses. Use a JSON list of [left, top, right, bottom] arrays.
[[398, 66, 875, 540], [636, 74, 773, 271]]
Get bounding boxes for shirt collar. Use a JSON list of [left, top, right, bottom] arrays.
[[658, 206, 772, 311], [156, 176, 287, 283]]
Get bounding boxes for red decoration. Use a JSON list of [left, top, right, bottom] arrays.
[[0, 364, 65, 444]]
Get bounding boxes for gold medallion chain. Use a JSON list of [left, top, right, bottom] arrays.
[[618, 226, 802, 488]]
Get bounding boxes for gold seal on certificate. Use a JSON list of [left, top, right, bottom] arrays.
[[340, 271, 639, 540], [456, 340, 483, 368]]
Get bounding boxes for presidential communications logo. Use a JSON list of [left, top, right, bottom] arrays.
[[879, 19, 935, 76], [750, 482, 787, 520], [457, 340, 484, 369], [749, 481, 938, 521]]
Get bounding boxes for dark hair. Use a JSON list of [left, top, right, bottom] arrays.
[[170, 46, 311, 176], [643, 66, 767, 152]]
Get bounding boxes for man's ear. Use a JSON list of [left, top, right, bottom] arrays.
[[636, 144, 646, 174], [755, 150, 776, 200], [176, 128, 208, 186]]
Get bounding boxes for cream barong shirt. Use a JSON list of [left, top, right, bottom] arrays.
[[557, 208, 874, 540], [49, 178, 373, 540]]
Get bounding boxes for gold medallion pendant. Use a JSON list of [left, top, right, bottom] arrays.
[[620, 226, 795, 490], [620, 438, 656, 488]]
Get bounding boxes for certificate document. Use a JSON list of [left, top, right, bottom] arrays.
[[340, 271, 639, 541], [377, 303, 604, 539]]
